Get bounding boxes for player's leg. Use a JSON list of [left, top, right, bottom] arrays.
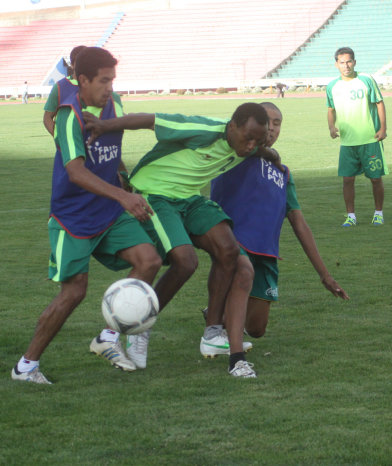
[[244, 254, 277, 338], [92, 212, 162, 371], [24, 273, 88, 362], [193, 221, 239, 329], [154, 244, 198, 310], [245, 298, 271, 338], [342, 176, 355, 214], [12, 220, 93, 383], [222, 254, 254, 353], [370, 177, 384, 211], [361, 141, 388, 224], [338, 146, 362, 226]]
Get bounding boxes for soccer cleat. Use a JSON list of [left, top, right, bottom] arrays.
[[11, 365, 52, 384], [342, 216, 356, 227], [228, 360, 257, 378], [221, 329, 253, 353], [200, 334, 230, 358], [90, 336, 136, 372], [126, 330, 150, 369], [371, 213, 384, 225]]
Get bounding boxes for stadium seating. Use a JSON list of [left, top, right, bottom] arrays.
[[269, 0, 392, 79], [0, 16, 122, 88], [0, 0, 343, 91], [105, 0, 344, 91]]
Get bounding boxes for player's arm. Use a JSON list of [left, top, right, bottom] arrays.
[[66, 158, 152, 221], [375, 101, 387, 141], [327, 107, 339, 138], [43, 110, 56, 136], [57, 109, 152, 221], [83, 112, 155, 144], [287, 209, 349, 300]]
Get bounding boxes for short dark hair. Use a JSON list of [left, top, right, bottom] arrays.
[[70, 45, 87, 66], [75, 47, 118, 82], [231, 102, 268, 127], [335, 47, 355, 61], [260, 102, 282, 119]]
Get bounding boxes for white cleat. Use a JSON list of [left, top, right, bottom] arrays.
[[11, 365, 52, 384], [228, 360, 257, 378], [126, 330, 150, 369], [90, 336, 136, 372]]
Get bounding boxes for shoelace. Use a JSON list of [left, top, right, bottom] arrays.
[[133, 332, 149, 355]]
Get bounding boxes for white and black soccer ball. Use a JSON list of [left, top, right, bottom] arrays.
[[102, 278, 159, 335]]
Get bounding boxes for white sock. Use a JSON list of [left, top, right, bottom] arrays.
[[204, 325, 223, 340], [347, 213, 356, 220], [100, 328, 120, 343], [375, 210, 383, 216], [18, 356, 39, 373]]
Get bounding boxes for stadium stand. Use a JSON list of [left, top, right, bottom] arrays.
[[0, 0, 344, 94], [269, 0, 392, 79], [0, 16, 123, 88], [105, 0, 345, 91]]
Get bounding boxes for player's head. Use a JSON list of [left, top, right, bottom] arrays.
[[334, 47, 356, 79], [227, 102, 269, 157], [70, 45, 87, 66], [260, 102, 282, 147], [75, 47, 118, 108]]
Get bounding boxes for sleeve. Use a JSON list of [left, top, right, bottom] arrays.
[[154, 113, 227, 148], [55, 107, 86, 166], [326, 83, 335, 109], [44, 84, 59, 112], [286, 172, 301, 214], [368, 76, 383, 104]]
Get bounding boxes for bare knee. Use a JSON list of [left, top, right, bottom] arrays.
[[61, 274, 88, 309], [169, 245, 198, 280], [232, 256, 254, 293], [246, 325, 267, 339]]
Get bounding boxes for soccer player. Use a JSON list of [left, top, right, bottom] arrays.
[[208, 102, 349, 342], [327, 47, 388, 226], [43, 45, 87, 136], [84, 102, 277, 377], [11, 47, 161, 384]]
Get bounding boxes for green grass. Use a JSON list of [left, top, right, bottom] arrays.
[[0, 97, 391, 465]]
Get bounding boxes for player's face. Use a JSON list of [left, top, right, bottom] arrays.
[[80, 67, 116, 108], [264, 107, 282, 147], [227, 117, 268, 157], [335, 54, 356, 80]]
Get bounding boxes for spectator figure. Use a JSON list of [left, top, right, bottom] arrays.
[[22, 81, 28, 104], [276, 83, 285, 98]]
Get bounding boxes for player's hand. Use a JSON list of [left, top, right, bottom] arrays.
[[119, 192, 153, 222], [321, 275, 349, 300], [83, 111, 106, 144], [329, 127, 339, 139], [375, 129, 387, 141], [259, 147, 285, 173]]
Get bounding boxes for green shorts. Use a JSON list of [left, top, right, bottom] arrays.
[[241, 248, 279, 301], [48, 212, 153, 282], [141, 194, 231, 260], [338, 141, 388, 178]]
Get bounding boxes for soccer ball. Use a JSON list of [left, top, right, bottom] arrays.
[[102, 278, 159, 335]]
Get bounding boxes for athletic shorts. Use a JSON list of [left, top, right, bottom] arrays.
[[338, 141, 388, 178], [240, 248, 279, 301], [48, 212, 153, 282], [140, 194, 231, 260]]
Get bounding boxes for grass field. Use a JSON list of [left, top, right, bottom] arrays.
[[0, 97, 391, 465]]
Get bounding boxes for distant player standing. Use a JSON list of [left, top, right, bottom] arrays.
[[327, 47, 388, 226]]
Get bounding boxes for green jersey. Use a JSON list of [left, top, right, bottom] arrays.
[[130, 113, 245, 198], [326, 73, 383, 146]]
